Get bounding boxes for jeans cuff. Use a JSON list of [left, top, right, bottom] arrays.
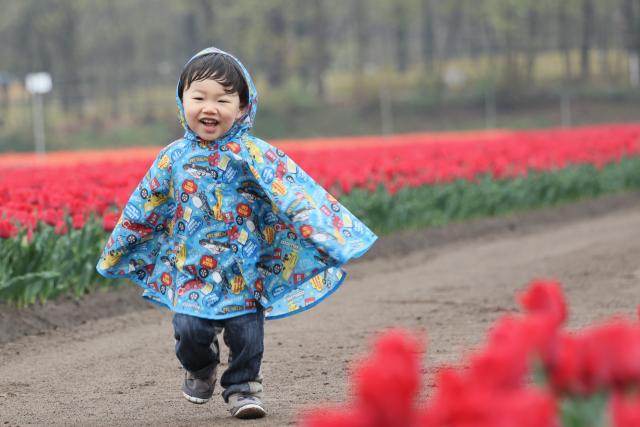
[[222, 380, 263, 402]]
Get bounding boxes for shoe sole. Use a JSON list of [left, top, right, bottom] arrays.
[[232, 404, 267, 419], [182, 391, 211, 404]]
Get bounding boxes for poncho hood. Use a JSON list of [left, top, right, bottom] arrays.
[[176, 47, 258, 144]]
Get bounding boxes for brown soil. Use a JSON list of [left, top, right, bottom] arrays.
[[1, 191, 640, 426]]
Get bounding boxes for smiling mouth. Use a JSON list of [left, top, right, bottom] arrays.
[[200, 118, 219, 127]]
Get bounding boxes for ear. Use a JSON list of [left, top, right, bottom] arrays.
[[236, 105, 248, 120]]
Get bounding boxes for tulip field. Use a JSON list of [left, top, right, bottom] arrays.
[[1, 124, 640, 305], [301, 281, 640, 427]]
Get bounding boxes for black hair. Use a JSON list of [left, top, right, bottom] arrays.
[[178, 53, 249, 108]]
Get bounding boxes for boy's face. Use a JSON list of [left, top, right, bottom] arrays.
[[182, 79, 246, 142]]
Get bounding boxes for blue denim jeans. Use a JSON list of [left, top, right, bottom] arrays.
[[172, 307, 264, 402]]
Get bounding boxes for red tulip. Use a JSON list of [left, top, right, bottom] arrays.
[[611, 391, 640, 427]]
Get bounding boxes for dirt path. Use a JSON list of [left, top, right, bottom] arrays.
[[2, 195, 640, 426]]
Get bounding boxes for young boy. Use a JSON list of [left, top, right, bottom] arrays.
[[96, 47, 378, 419]]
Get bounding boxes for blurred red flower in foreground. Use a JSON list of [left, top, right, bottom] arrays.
[[611, 391, 640, 427], [516, 279, 566, 326], [302, 329, 424, 427], [300, 280, 640, 427]]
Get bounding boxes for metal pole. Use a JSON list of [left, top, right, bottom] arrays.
[[629, 52, 639, 88], [484, 85, 497, 129], [561, 90, 572, 128], [32, 93, 46, 156], [379, 82, 393, 136]]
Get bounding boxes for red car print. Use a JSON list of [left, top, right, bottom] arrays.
[[146, 212, 160, 225], [122, 220, 153, 237], [226, 142, 241, 154], [177, 279, 205, 296], [332, 215, 343, 230], [208, 152, 220, 167], [275, 160, 287, 179], [259, 247, 282, 262], [175, 204, 184, 219], [274, 222, 296, 234], [265, 149, 277, 162], [227, 225, 240, 240]]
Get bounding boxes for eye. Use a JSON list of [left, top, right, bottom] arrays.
[[219, 99, 229, 103], [193, 97, 204, 101]]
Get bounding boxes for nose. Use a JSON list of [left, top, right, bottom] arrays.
[[202, 102, 217, 114]]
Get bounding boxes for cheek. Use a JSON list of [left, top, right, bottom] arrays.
[[183, 105, 198, 121], [221, 107, 239, 122]]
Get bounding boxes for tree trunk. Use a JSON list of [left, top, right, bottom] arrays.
[[265, 5, 286, 87], [558, 2, 573, 81], [196, 0, 215, 40], [596, 8, 611, 79], [621, 0, 640, 86], [353, 0, 369, 104], [580, 0, 595, 80], [183, 9, 199, 54], [353, 0, 369, 77], [525, 6, 539, 83], [311, 0, 329, 99], [393, 1, 408, 73], [291, 2, 310, 87], [58, 3, 82, 115], [443, 1, 463, 59], [0, 84, 8, 129], [421, 0, 436, 71], [500, 4, 519, 85]]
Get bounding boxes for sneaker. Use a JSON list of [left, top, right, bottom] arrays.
[[182, 368, 216, 404], [227, 393, 267, 419]]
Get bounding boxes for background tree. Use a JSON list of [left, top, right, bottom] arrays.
[[580, 0, 595, 80], [0, 0, 636, 139], [621, 0, 640, 86]]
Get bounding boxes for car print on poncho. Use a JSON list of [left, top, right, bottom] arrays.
[[255, 261, 273, 277], [143, 193, 169, 212], [191, 191, 218, 219], [199, 238, 231, 255], [275, 160, 287, 180], [183, 163, 219, 179], [98, 249, 125, 270], [236, 183, 270, 203], [177, 278, 206, 296], [160, 255, 174, 268], [313, 247, 331, 265], [307, 231, 336, 244], [281, 250, 299, 281], [290, 207, 313, 223], [128, 258, 146, 272], [121, 220, 154, 237]]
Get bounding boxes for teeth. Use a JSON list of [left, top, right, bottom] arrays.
[[201, 119, 217, 125]]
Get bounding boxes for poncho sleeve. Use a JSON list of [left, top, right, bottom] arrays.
[[241, 135, 377, 264], [96, 147, 174, 283], [235, 135, 377, 319]]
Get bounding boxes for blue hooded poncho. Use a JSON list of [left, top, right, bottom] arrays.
[[96, 47, 378, 319]]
